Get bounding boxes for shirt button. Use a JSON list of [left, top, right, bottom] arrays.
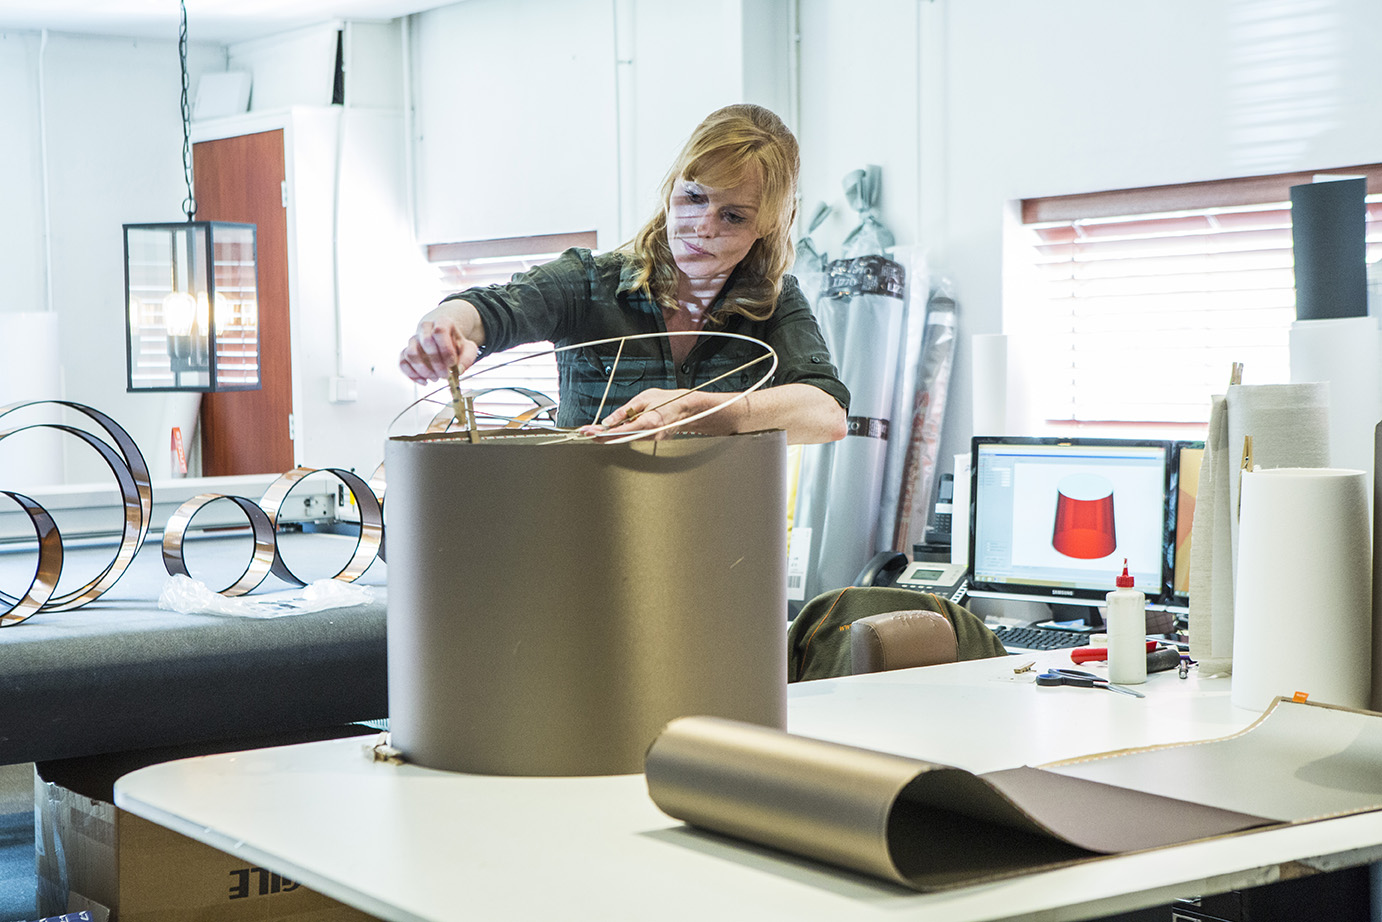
[[680, 363, 690, 374]]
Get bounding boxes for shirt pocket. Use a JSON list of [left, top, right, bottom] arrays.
[[564, 351, 654, 421], [576, 349, 651, 387]]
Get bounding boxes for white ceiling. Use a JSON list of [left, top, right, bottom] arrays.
[[0, 0, 454, 44]]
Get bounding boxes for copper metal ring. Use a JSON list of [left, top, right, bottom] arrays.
[[258, 467, 384, 586], [0, 400, 153, 547], [161, 493, 278, 597], [0, 423, 146, 611], [0, 401, 152, 611], [0, 491, 63, 626]]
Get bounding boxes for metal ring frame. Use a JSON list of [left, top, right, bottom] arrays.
[[259, 467, 384, 586], [161, 493, 279, 596], [0, 401, 152, 623], [161, 467, 385, 594], [0, 491, 62, 626]]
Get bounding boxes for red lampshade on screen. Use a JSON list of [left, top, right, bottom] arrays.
[[1051, 473, 1117, 559]]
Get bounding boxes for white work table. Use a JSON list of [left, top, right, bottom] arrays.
[[115, 652, 1382, 922]]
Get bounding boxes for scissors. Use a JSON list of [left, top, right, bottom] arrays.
[[1036, 668, 1145, 699]]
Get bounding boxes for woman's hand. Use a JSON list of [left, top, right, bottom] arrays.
[[580, 388, 702, 440], [579, 383, 846, 444], [399, 300, 485, 384]]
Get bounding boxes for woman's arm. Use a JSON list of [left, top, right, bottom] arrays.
[[399, 298, 487, 384], [588, 382, 847, 445]]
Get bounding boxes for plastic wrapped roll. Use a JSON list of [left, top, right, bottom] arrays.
[[384, 430, 788, 776], [791, 255, 906, 601]]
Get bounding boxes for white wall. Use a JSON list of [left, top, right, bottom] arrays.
[[0, 30, 224, 485], [412, 0, 622, 247], [794, 0, 921, 254], [410, 0, 789, 249]]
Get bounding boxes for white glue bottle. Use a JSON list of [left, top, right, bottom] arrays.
[[1105, 559, 1147, 685]]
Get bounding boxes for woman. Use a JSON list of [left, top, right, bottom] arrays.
[[399, 104, 848, 444]]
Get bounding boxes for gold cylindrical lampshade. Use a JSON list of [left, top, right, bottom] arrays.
[[384, 430, 788, 776]]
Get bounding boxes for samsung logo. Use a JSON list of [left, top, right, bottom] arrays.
[[1052, 589, 1074, 596]]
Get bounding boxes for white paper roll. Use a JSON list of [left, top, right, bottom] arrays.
[[1232, 468, 1372, 711], [1290, 317, 1382, 501], [971, 333, 1007, 436], [1224, 383, 1331, 580], [1189, 384, 1332, 675]]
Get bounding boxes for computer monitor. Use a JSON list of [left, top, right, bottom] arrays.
[[1163, 440, 1205, 613], [967, 437, 1174, 608]]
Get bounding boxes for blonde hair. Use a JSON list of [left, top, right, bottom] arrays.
[[622, 104, 799, 323]]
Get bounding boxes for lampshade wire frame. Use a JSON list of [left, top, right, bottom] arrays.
[[388, 330, 779, 443]]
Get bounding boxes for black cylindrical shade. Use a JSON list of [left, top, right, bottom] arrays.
[[1290, 178, 1368, 321]]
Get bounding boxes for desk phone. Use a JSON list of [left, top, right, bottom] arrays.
[[894, 561, 968, 603]]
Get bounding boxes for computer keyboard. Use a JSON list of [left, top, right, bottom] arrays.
[[990, 624, 1092, 651]]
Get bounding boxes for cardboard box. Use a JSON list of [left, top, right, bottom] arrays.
[[35, 729, 379, 922]]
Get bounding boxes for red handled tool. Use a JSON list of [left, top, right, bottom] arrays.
[[1071, 641, 1158, 664]]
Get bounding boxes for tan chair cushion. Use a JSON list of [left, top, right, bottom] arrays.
[[850, 609, 959, 675]]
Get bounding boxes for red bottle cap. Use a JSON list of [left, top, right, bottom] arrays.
[[1116, 558, 1135, 588]]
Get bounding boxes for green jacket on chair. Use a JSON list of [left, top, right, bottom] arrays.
[[787, 586, 1008, 682]]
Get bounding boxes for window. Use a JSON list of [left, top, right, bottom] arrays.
[[427, 231, 597, 426], [1014, 166, 1382, 437]]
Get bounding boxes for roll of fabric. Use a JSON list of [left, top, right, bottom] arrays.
[[1290, 316, 1382, 501], [971, 333, 1008, 436], [1232, 468, 1371, 711], [1290, 177, 1367, 321], [384, 430, 788, 776], [1188, 383, 1330, 675], [792, 255, 906, 600]]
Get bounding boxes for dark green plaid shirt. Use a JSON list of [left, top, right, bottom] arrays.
[[446, 248, 849, 429]]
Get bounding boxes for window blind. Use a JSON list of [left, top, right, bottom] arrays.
[[1019, 168, 1382, 432]]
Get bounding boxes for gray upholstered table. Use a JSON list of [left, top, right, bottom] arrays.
[[0, 531, 387, 765]]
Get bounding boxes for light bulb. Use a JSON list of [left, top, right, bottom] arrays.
[[162, 291, 197, 337]]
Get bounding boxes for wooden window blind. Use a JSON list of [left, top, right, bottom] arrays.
[[1019, 167, 1382, 431]]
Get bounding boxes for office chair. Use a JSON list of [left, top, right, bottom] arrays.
[[787, 586, 1006, 682], [849, 609, 958, 675]]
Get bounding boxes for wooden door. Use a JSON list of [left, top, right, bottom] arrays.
[[193, 130, 295, 475]]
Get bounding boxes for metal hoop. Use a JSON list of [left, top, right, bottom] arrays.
[[161, 493, 278, 596], [0, 491, 63, 627], [368, 462, 387, 563], [258, 467, 384, 586], [0, 400, 153, 545], [0, 423, 146, 611]]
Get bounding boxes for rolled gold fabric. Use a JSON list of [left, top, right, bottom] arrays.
[[645, 715, 928, 884], [384, 430, 788, 776], [645, 713, 1296, 892]]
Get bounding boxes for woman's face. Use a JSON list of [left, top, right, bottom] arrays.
[[665, 170, 764, 282]]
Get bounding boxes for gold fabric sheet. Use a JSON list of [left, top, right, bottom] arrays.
[[646, 698, 1382, 891]]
